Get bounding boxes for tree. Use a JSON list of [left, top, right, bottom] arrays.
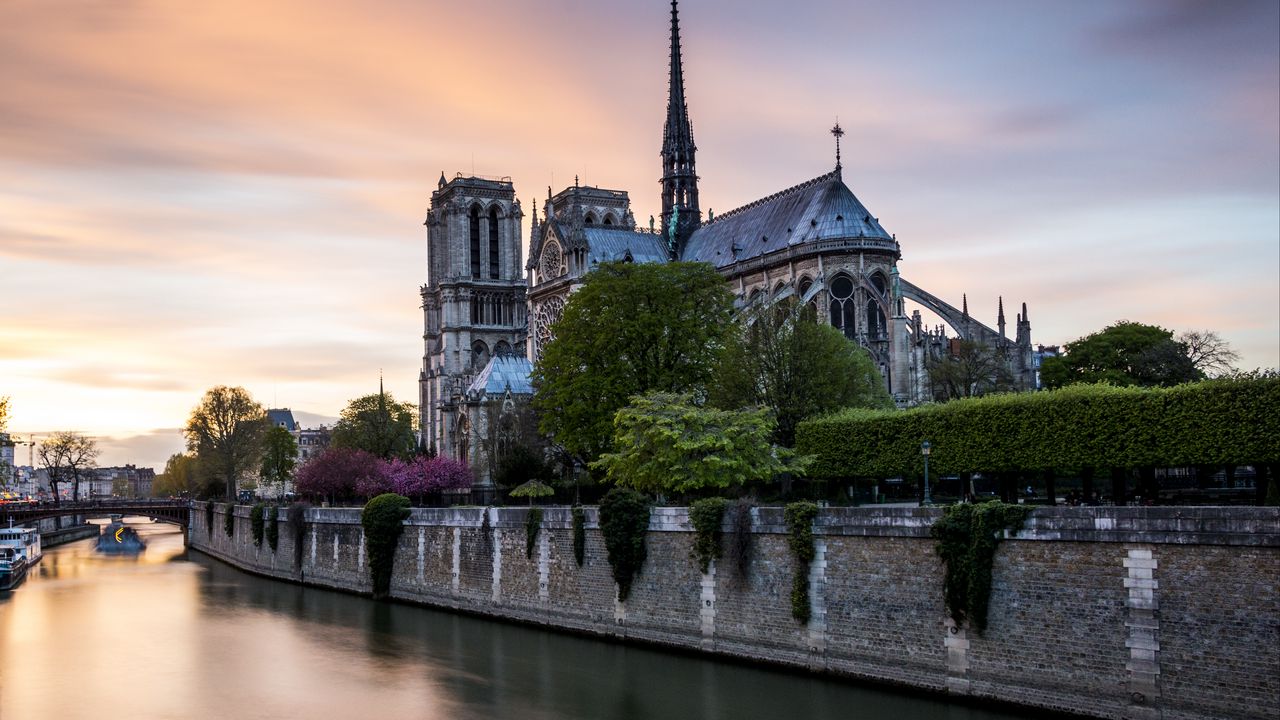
[[592, 392, 806, 496], [330, 388, 417, 461], [532, 261, 736, 463], [37, 431, 99, 504], [1040, 321, 1202, 389], [154, 453, 199, 497], [711, 300, 893, 445], [1178, 330, 1240, 377], [259, 425, 298, 495], [294, 447, 381, 503], [185, 386, 268, 499], [926, 339, 1020, 401]]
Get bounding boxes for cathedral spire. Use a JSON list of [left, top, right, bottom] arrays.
[[998, 296, 1006, 338], [661, 0, 700, 259], [962, 293, 969, 317]]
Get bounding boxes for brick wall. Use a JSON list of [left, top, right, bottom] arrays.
[[191, 504, 1279, 720]]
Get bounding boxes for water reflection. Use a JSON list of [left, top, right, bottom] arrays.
[[1, 519, 1032, 720]]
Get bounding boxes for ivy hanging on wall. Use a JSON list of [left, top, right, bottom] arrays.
[[931, 501, 1031, 633], [727, 499, 754, 581], [250, 504, 266, 547], [288, 502, 308, 569], [571, 505, 586, 567], [598, 487, 650, 601], [265, 505, 279, 552], [223, 504, 235, 538], [688, 498, 728, 574], [205, 502, 215, 536], [784, 501, 819, 622], [361, 493, 411, 600], [525, 507, 544, 559]]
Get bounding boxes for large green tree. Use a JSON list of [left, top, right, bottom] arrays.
[[154, 453, 200, 497], [593, 392, 804, 495], [185, 386, 268, 499], [710, 300, 892, 445], [259, 425, 299, 493], [330, 389, 417, 460], [1040, 321, 1202, 389], [532, 261, 736, 463]]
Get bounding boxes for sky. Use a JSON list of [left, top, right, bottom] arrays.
[[1, 0, 1277, 472]]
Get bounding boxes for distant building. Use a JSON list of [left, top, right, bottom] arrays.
[[264, 408, 330, 498], [1032, 344, 1061, 390]]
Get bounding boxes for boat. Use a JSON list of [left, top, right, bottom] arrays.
[[0, 548, 27, 591], [96, 517, 146, 554], [0, 525, 41, 591]]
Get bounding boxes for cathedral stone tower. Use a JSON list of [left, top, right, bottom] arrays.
[[660, 0, 700, 257], [420, 174, 526, 461]]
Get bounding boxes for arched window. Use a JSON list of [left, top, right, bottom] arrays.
[[489, 207, 500, 279], [866, 298, 885, 338], [469, 206, 481, 278], [585, 212, 596, 225], [798, 277, 818, 315], [603, 213, 616, 226], [870, 271, 888, 297], [472, 340, 490, 370], [495, 340, 511, 357], [828, 274, 857, 339]]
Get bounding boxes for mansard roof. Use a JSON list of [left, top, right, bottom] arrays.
[[680, 170, 893, 268], [467, 355, 534, 397]]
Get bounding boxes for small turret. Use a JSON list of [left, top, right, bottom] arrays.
[[998, 296, 1006, 338]]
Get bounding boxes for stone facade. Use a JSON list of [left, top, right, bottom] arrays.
[[194, 504, 1280, 720], [419, 174, 527, 482]]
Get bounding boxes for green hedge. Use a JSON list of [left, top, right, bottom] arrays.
[[797, 378, 1280, 478]]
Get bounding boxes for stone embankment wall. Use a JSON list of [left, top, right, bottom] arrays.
[[191, 504, 1279, 720]]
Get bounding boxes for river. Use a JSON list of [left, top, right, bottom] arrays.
[[0, 519, 1031, 720]]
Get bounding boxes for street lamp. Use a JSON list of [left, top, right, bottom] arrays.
[[921, 440, 932, 506]]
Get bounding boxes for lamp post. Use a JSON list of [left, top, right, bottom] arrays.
[[921, 440, 932, 506]]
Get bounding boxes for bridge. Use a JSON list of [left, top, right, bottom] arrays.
[[2, 500, 190, 529]]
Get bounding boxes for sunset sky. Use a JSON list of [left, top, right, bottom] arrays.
[[2, 0, 1277, 471]]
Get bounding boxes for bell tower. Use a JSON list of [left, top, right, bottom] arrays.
[[419, 174, 526, 458]]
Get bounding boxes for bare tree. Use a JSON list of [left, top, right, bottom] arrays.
[[927, 340, 1019, 401], [37, 431, 99, 504], [1178, 330, 1240, 377], [185, 386, 267, 499]]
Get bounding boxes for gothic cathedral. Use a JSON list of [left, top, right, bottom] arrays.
[[421, 1, 1036, 492]]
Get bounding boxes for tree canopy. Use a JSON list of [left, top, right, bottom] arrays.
[[154, 453, 200, 497], [592, 392, 805, 495], [926, 339, 1019, 401], [532, 261, 736, 463], [330, 389, 417, 460], [259, 425, 298, 492], [710, 300, 892, 445], [37, 431, 99, 504], [1040, 321, 1202, 389], [184, 386, 268, 499]]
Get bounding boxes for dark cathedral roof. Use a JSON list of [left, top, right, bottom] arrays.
[[550, 222, 670, 266], [680, 170, 894, 268]]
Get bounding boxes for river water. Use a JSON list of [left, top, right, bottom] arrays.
[[0, 519, 1031, 720]]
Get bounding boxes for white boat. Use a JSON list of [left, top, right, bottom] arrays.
[[0, 547, 27, 590], [0, 525, 42, 572], [0, 526, 40, 591]]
